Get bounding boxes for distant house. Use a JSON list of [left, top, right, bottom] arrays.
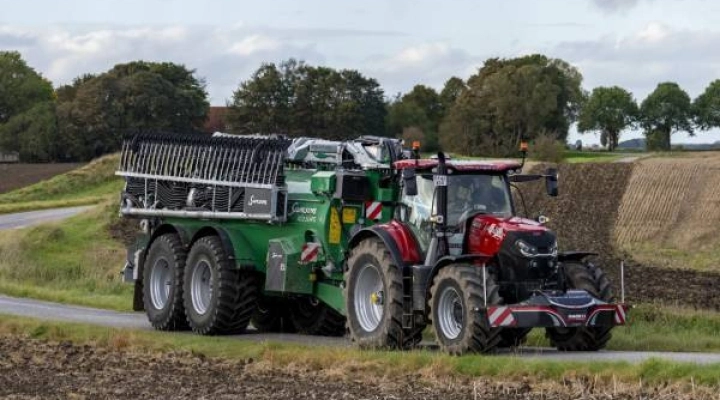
[[203, 106, 229, 134], [0, 151, 19, 163]]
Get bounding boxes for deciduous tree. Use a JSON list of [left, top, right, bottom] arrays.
[[577, 86, 638, 151]]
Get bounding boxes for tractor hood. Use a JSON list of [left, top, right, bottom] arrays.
[[467, 215, 555, 259]]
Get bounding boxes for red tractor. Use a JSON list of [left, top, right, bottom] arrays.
[[344, 150, 627, 354]]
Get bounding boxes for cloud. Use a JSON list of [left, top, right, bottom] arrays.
[[591, 0, 643, 13], [0, 24, 330, 104], [364, 43, 482, 95], [552, 22, 720, 99]]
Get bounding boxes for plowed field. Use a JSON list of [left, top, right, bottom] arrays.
[[0, 163, 83, 194], [0, 334, 713, 399]]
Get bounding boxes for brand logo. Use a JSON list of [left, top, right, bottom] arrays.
[[568, 313, 587, 321], [271, 253, 282, 259], [289, 202, 317, 216], [486, 223, 504, 239], [247, 194, 268, 206]]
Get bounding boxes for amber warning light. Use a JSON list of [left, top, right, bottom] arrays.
[[519, 141, 529, 152], [412, 141, 421, 150]]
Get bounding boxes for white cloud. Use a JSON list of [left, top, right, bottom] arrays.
[[227, 34, 281, 56], [591, 0, 643, 13]]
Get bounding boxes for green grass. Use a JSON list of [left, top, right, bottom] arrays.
[[0, 153, 123, 214], [1, 314, 719, 390], [622, 242, 720, 273], [523, 305, 720, 353], [0, 201, 132, 311], [563, 150, 630, 163]]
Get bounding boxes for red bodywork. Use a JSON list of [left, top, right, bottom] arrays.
[[394, 159, 522, 172], [467, 215, 549, 257], [376, 221, 423, 264]]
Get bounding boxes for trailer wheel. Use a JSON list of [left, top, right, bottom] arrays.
[[429, 265, 502, 355], [546, 262, 614, 351], [143, 233, 188, 331], [345, 238, 424, 349], [288, 297, 345, 336], [183, 236, 258, 335], [251, 296, 297, 333]]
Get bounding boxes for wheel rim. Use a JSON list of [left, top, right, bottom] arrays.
[[149, 257, 172, 310], [190, 260, 213, 315], [354, 263, 384, 332], [437, 286, 464, 340]]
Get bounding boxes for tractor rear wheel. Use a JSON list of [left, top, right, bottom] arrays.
[[288, 297, 345, 336], [251, 296, 297, 333], [546, 262, 614, 351], [429, 265, 502, 355], [183, 236, 258, 335], [345, 238, 424, 349], [143, 233, 188, 331]]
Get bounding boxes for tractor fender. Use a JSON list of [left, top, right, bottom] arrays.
[[348, 222, 422, 268], [558, 252, 598, 263]]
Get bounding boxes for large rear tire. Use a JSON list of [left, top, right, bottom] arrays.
[[429, 265, 502, 355], [251, 296, 297, 333], [288, 297, 345, 336], [143, 233, 188, 331], [546, 262, 614, 351], [183, 236, 258, 335], [345, 238, 424, 349]]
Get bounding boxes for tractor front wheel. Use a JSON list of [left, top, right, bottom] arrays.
[[345, 238, 424, 349], [430, 265, 502, 355], [546, 261, 614, 351], [183, 236, 258, 335]]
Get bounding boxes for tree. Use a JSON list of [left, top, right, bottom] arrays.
[[440, 54, 584, 156], [227, 59, 386, 139], [438, 77, 466, 113], [693, 79, 720, 131], [55, 61, 209, 160], [639, 82, 693, 151], [0, 51, 54, 124], [385, 85, 442, 151], [577, 86, 638, 151], [0, 102, 57, 161]]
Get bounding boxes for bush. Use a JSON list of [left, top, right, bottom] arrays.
[[529, 134, 566, 163]]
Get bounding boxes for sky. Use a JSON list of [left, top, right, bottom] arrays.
[[2, 0, 720, 145]]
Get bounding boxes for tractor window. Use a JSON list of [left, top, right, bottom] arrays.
[[447, 174, 512, 225]]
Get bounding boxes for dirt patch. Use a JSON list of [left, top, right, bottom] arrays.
[[0, 334, 713, 399], [524, 162, 720, 310], [0, 163, 84, 194]]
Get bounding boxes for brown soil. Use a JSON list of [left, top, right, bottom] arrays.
[[0, 163, 84, 194], [0, 334, 712, 399], [525, 162, 720, 310]]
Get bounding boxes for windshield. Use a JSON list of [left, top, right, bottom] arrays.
[[400, 173, 513, 249]]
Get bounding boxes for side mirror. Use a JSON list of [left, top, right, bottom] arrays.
[[545, 168, 558, 197], [402, 168, 418, 196]]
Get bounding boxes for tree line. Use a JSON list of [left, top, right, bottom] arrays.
[[2, 50, 720, 161]]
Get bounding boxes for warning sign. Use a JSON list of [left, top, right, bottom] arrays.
[[329, 207, 341, 244]]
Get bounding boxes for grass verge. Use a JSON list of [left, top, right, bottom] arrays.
[[0, 200, 132, 311], [0, 153, 123, 214], [1, 314, 719, 390]]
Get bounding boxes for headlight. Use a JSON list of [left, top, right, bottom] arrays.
[[549, 240, 558, 257], [515, 239, 538, 257]]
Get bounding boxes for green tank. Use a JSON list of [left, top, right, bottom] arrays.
[[118, 132, 401, 335]]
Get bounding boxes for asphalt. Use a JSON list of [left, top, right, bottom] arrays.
[[2, 206, 720, 364], [0, 206, 92, 230]]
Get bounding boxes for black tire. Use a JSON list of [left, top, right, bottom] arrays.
[[183, 236, 258, 335], [251, 296, 297, 333], [345, 238, 425, 349], [429, 265, 502, 355], [546, 262, 615, 351], [497, 328, 532, 348], [142, 233, 188, 331], [289, 297, 346, 336]]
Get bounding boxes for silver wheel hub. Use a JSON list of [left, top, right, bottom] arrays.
[[354, 264, 384, 332], [149, 258, 172, 310], [437, 286, 464, 340], [191, 260, 213, 315]]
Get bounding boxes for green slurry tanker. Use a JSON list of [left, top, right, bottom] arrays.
[[118, 132, 628, 354]]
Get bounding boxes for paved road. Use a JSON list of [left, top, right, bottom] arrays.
[[2, 295, 720, 364], [2, 207, 720, 364], [0, 206, 92, 230]]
